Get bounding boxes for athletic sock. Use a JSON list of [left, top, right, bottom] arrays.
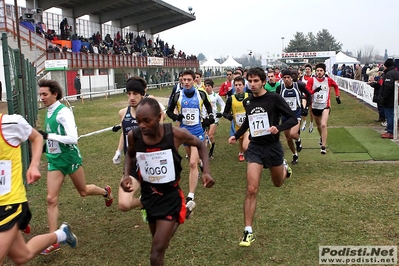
[[209, 142, 215, 155], [187, 192, 195, 200], [244, 226, 253, 234], [55, 229, 67, 243]]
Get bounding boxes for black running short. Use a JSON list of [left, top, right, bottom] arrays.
[[246, 141, 284, 168], [0, 202, 31, 232]]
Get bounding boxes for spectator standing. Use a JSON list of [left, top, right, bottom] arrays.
[[354, 64, 362, 81], [380, 58, 399, 139], [368, 76, 385, 122], [74, 73, 81, 99]]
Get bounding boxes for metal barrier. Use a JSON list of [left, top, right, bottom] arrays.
[[334, 75, 399, 140], [1, 32, 39, 180]]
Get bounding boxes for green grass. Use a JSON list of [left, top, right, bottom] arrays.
[[6, 87, 399, 266]]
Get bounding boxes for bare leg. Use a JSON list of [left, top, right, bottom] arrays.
[[244, 162, 263, 227], [3, 224, 58, 265], [118, 175, 142, 211], [46, 170, 65, 233]]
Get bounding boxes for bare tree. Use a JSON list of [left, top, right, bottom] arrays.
[[356, 45, 379, 63]]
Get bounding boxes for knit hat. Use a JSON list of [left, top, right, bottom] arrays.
[[315, 63, 326, 72], [282, 69, 292, 77], [126, 78, 146, 95], [384, 58, 394, 68]]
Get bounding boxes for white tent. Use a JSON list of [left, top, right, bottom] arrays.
[[201, 55, 222, 76], [325, 51, 360, 74], [221, 55, 242, 68], [201, 55, 221, 68]]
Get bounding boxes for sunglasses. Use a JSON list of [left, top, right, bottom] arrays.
[[226, 74, 232, 76]]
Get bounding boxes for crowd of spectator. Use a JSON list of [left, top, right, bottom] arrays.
[[41, 18, 197, 60]]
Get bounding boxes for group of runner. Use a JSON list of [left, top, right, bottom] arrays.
[[0, 63, 341, 265]]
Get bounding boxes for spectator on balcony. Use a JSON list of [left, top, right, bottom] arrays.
[[60, 18, 68, 40], [80, 45, 89, 54], [104, 34, 113, 47]]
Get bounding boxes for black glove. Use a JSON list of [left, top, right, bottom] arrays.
[[225, 114, 234, 121], [336, 96, 341, 104], [314, 86, 322, 93], [176, 114, 184, 121], [112, 125, 121, 132], [208, 114, 215, 124], [301, 108, 309, 117], [202, 118, 210, 128], [39, 130, 48, 140], [216, 112, 223, 118]]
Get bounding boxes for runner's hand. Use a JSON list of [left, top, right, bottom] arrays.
[[113, 150, 121, 164]]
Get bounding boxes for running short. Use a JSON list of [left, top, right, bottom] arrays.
[[48, 162, 81, 176], [141, 185, 185, 224], [0, 202, 31, 232], [183, 132, 205, 146], [312, 107, 331, 117], [246, 141, 284, 168], [282, 108, 301, 123]]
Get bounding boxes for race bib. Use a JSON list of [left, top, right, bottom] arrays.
[[182, 108, 199, 126], [248, 112, 271, 137], [314, 90, 327, 104], [0, 160, 12, 196], [235, 113, 246, 127], [284, 97, 297, 111], [46, 139, 61, 154], [136, 149, 175, 184]]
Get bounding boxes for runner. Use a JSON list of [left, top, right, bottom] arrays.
[[121, 97, 215, 266], [276, 70, 311, 164], [38, 79, 113, 255], [223, 76, 250, 162], [228, 67, 297, 247], [305, 63, 341, 154], [0, 113, 77, 264], [166, 69, 213, 218], [111, 77, 147, 216], [202, 79, 225, 159], [299, 64, 314, 132]]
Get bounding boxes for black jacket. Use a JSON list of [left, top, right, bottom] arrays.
[[381, 66, 399, 108]]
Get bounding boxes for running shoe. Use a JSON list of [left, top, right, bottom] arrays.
[[321, 146, 327, 154], [295, 139, 302, 152], [104, 185, 113, 207], [239, 230, 255, 247], [209, 152, 214, 160], [283, 159, 292, 178], [141, 208, 148, 224], [185, 197, 196, 219], [308, 122, 314, 133], [238, 153, 245, 162], [292, 154, 298, 165], [60, 222, 78, 248], [41, 243, 61, 255], [301, 121, 306, 131], [381, 121, 387, 127]]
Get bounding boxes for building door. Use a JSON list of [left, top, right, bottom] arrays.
[[66, 71, 78, 96]]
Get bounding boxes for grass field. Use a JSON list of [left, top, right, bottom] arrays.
[[4, 85, 399, 266]]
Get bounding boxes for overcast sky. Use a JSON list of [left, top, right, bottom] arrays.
[[162, 0, 399, 60]]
